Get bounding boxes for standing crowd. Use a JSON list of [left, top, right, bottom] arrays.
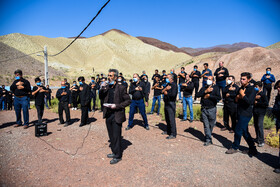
[[3, 64, 280, 171]]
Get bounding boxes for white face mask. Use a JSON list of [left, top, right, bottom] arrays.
[[227, 80, 232, 85], [207, 79, 213, 86], [117, 79, 122, 82]]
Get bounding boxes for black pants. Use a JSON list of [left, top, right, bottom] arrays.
[[263, 84, 272, 103], [58, 102, 70, 123], [72, 94, 78, 108], [223, 102, 237, 131], [106, 113, 122, 159], [46, 97, 51, 106], [100, 98, 104, 111], [253, 112, 265, 144], [81, 104, 89, 125], [35, 104, 44, 123], [7, 101, 13, 110], [164, 101, 177, 137], [193, 81, 199, 100]]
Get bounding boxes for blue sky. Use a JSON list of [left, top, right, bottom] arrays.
[[0, 0, 279, 48]]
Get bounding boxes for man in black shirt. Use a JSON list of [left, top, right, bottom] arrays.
[[214, 61, 229, 96], [197, 76, 221, 146], [99, 77, 107, 112], [70, 81, 79, 110], [32, 77, 49, 123], [142, 75, 150, 107], [89, 77, 99, 112], [10, 69, 31, 129], [151, 69, 161, 84], [190, 65, 201, 101], [126, 73, 149, 130], [181, 75, 194, 122], [7, 91, 13, 110], [253, 81, 268, 147], [170, 69, 178, 85], [140, 70, 148, 81], [222, 75, 239, 132], [0, 85, 8, 110], [64, 78, 70, 90], [100, 69, 131, 164], [226, 72, 258, 156], [162, 74, 178, 139], [178, 67, 187, 101], [56, 81, 72, 126], [44, 85, 52, 109], [148, 76, 163, 115], [78, 76, 91, 127]]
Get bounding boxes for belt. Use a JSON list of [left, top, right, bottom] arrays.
[[15, 96, 26, 98], [201, 106, 215, 109]]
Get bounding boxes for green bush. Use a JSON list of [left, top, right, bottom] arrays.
[[51, 98, 59, 113]]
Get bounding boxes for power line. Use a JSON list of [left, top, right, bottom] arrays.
[[0, 50, 43, 63], [50, 0, 111, 57]]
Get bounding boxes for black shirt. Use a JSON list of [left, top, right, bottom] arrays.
[[253, 91, 268, 115], [172, 73, 178, 84], [163, 82, 178, 102], [45, 88, 52, 98], [129, 81, 146, 100], [10, 78, 31, 97], [237, 85, 256, 117], [152, 81, 163, 97], [89, 82, 100, 96], [65, 82, 70, 90], [0, 88, 8, 97], [70, 85, 79, 96], [197, 85, 221, 108], [32, 86, 47, 106], [223, 83, 239, 104], [178, 72, 187, 84], [151, 74, 161, 83], [272, 95, 280, 120], [56, 88, 72, 103], [214, 67, 229, 82], [182, 81, 194, 97], [190, 70, 201, 82]]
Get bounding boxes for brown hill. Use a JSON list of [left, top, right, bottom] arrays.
[[137, 36, 191, 55], [0, 42, 65, 85]]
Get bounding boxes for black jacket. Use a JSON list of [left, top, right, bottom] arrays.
[[214, 67, 229, 82], [197, 84, 221, 108], [236, 85, 256, 117], [223, 83, 239, 104], [163, 82, 178, 103], [129, 81, 146, 100], [253, 91, 268, 115], [78, 83, 91, 106], [56, 88, 72, 103], [182, 81, 194, 97], [100, 84, 131, 123]]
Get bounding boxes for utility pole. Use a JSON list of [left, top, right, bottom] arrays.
[[44, 46, 49, 86]]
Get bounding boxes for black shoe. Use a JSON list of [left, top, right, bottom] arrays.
[[79, 123, 85, 127], [125, 126, 132, 131], [166, 135, 176, 139], [110, 158, 122, 164], [145, 126, 150, 130], [204, 141, 213, 146], [64, 122, 69, 127], [189, 119, 193, 123], [107, 153, 115, 158], [180, 119, 187, 121], [58, 122, 64, 125], [147, 112, 153, 115], [161, 131, 167, 135], [274, 168, 280, 174], [248, 148, 258, 157]]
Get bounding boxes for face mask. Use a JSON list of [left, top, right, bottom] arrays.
[[36, 82, 41, 86], [163, 73, 166, 76], [117, 79, 122, 82], [254, 87, 259, 92], [170, 71, 173, 74], [266, 71, 271, 75], [207, 80, 213, 86], [194, 69, 197, 71], [181, 71, 184, 73], [15, 76, 20, 80], [79, 81, 83, 85], [61, 86, 66, 89], [133, 78, 138, 82], [73, 84, 76, 86], [105, 81, 109, 84], [91, 80, 95, 83], [109, 81, 115, 85], [227, 80, 232, 85], [165, 78, 170, 83], [96, 76, 99, 78], [144, 80, 147, 82]]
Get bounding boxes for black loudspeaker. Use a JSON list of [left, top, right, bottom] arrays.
[[35, 123, 48, 137]]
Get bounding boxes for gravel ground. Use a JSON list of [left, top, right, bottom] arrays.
[[0, 109, 279, 187]]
